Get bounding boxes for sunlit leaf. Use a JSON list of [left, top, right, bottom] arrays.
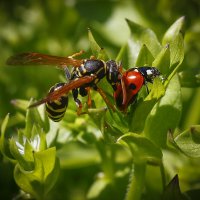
[[14, 147, 59, 199], [162, 16, 185, 45]]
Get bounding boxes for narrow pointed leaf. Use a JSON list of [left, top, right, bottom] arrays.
[[135, 44, 154, 66], [162, 16, 185, 45]]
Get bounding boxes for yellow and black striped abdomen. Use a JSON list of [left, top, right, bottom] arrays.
[[45, 83, 68, 122]]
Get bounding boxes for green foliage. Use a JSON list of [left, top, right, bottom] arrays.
[[1, 1, 200, 200]]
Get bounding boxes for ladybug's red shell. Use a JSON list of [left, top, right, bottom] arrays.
[[114, 69, 144, 111]]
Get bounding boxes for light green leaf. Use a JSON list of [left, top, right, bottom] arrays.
[[162, 16, 185, 45], [0, 114, 16, 162], [169, 32, 184, 68], [173, 125, 200, 157], [152, 44, 170, 75], [10, 137, 34, 171], [117, 133, 162, 164], [135, 44, 154, 66], [25, 105, 44, 139], [87, 176, 110, 199], [126, 18, 162, 63], [88, 29, 109, 60], [14, 147, 59, 199]]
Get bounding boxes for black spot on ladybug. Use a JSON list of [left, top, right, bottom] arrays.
[[129, 83, 136, 90]]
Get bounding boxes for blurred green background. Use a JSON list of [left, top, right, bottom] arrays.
[[1, 0, 200, 199]]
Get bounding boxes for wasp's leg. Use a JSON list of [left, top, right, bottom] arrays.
[[79, 87, 92, 108], [93, 85, 115, 111], [72, 88, 83, 115], [90, 55, 96, 60], [68, 50, 85, 58]]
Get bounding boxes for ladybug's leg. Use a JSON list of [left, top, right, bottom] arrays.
[[72, 88, 83, 115], [94, 85, 115, 111], [144, 81, 150, 94], [121, 76, 127, 106]]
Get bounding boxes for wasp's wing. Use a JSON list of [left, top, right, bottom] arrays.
[[6, 52, 83, 68], [29, 75, 96, 108]]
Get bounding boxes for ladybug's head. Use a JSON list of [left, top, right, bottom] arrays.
[[137, 67, 162, 83]]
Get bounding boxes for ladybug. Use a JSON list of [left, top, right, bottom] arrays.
[[114, 67, 162, 111]]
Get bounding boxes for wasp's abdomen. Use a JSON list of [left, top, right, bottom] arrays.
[[45, 83, 68, 122]]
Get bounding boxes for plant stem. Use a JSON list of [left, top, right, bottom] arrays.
[[125, 162, 146, 200], [160, 162, 166, 191], [96, 140, 114, 181]]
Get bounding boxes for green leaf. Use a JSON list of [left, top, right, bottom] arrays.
[[169, 32, 184, 68], [179, 68, 200, 88], [173, 125, 200, 157], [88, 107, 107, 134], [144, 74, 182, 147], [161, 175, 189, 200], [14, 147, 60, 199], [135, 44, 154, 66], [87, 176, 110, 199], [88, 29, 109, 60], [0, 114, 16, 162], [145, 77, 165, 101], [25, 104, 45, 139], [9, 137, 34, 171], [11, 99, 29, 111], [117, 133, 162, 164], [129, 77, 165, 132], [162, 16, 185, 45], [126, 18, 162, 63], [152, 44, 170, 75]]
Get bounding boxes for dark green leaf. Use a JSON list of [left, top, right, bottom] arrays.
[[179, 68, 200, 88], [162, 175, 189, 200]]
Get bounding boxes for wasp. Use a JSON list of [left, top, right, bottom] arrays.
[[7, 51, 124, 121]]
